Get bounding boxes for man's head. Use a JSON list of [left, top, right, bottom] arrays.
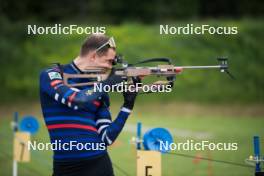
[[79, 34, 116, 69]]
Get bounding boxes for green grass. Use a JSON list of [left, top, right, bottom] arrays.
[[0, 103, 263, 176]]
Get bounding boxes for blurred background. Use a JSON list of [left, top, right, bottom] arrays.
[[0, 0, 263, 175]]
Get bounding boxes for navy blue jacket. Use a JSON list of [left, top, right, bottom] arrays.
[[39, 62, 131, 161]]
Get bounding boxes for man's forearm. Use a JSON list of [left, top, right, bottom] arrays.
[[96, 107, 132, 145]]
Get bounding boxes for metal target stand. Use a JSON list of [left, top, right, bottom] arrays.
[[245, 136, 264, 176], [11, 112, 39, 176]]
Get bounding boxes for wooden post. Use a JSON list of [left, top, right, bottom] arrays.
[[137, 150, 161, 176], [13, 132, 30, 162]]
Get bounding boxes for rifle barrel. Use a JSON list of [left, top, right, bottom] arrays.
[[178, 65, 224, 69]]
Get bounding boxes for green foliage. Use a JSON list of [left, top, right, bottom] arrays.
[[2, 0, 263, 23], [0, 19, 263, 103]]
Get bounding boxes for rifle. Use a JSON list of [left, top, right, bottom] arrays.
[[63, 56, 234, 91]]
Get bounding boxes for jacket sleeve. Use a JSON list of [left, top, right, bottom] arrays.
[[39, 67, 106, 112], [95, 105, 131, 145]]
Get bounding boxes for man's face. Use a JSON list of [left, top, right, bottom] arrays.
[[94, 48, 116, 69]]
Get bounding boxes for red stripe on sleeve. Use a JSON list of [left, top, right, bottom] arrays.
[[51, 80, 63, 87], [68, 92, 77, 103], [93, 100, 101, 107]]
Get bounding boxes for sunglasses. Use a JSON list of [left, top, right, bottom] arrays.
[[95, 37, 116, 52], [95, 37, 122, 65]]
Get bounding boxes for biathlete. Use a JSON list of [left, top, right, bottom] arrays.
[[39, 34, 138, 176]]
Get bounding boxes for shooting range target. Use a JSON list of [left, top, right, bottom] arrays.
[[19, 116, 39, 134], [143, 128, 173, 153]]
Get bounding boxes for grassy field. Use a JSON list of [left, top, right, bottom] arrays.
[[0, 102, 263, 176]]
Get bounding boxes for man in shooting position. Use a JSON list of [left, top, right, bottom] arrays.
[[39, 34, 138, 176]]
